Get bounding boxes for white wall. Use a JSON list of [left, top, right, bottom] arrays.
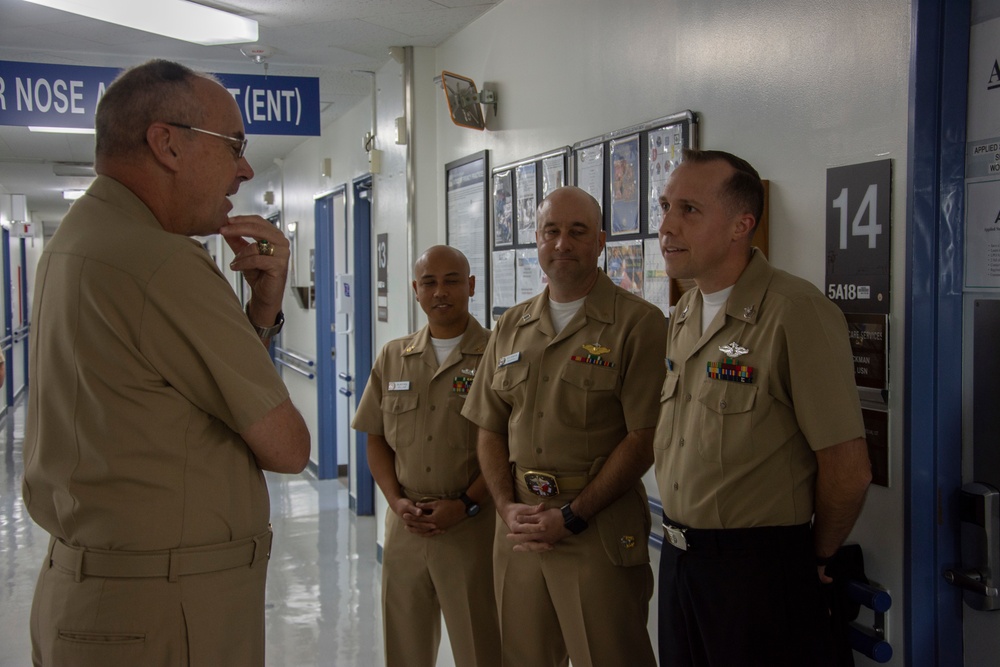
[[429, 1, 910, 663], [232, 0, 912, 660]]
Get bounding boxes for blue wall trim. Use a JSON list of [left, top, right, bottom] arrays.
[[315, 195, 338, 479], [905, 0, 968, 663], [351, 175, 375, 516]]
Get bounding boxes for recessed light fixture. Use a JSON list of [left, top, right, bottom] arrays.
[[21, 0, 258, 46], [28, 126, 95, 134], [62, 190, 86, 200]]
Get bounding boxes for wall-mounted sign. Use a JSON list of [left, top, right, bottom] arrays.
[[825, 159, 892, 314], [0, 60, 320, 135], [377, 233, 388, 322], [862, 408, 889, 488], [845, 313, 888, 390]]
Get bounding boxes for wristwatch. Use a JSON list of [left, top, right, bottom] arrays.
[[459, 493, 481, 517], [560, 503, 588, 534], [246, 303, 284, 338]]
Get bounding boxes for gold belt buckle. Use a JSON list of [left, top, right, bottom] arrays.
[[663, 523, 688, 551], [523, 471, 560, 497]]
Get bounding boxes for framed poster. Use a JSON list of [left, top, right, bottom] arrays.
[[446, 150, 490, 327], [610, 135, 640, 236], [606, 239, 644, 297], [541, 153, 567, 199], [647, 122, 687, 231], [515, 162, 538, 244], [493, 169, 514, 247], [575, 143, 605, 211]]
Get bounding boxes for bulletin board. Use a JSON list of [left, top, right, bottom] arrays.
[[572, 110, 698, 314], [490, 147, 570, 317], [445, 150, 491, 327]]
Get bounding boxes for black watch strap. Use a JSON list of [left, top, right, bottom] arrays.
[[460, 493, 481, 517], [560, 503, 588, 534]]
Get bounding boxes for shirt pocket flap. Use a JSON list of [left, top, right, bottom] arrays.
[[491, 362, 530, 391], [697, 381, 757, 415], [560, 361, 617, 391], [660, 372, 679, 402], [383, 392, 419, 414]]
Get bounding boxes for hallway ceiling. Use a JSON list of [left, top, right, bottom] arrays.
[[0, 0, 500, 227]]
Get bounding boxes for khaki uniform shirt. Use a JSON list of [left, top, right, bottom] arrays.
[[22, 176, 289, 551], [352, 319, 491, 496], [654, 249, 865, 529], [463, 271, 667, 474]]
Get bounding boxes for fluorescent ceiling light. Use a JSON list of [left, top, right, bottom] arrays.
[[29, 126, 95, 134], [63, 190, 86, 200], [21, 0, 258, 46]]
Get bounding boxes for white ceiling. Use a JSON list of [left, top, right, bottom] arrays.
[[0, 0, 500, 225]]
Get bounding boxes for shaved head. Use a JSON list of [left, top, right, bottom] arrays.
[[414, 245, 470, 280]]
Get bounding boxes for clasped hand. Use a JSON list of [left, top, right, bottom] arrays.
[[501, 502, 571, 552]]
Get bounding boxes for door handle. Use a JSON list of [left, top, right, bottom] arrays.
[[338, 372, 352, 381], [338, 387, 352, 397], [943, 482, 1000, 610]]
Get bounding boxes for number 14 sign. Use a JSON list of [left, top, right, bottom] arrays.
[[825, 159, 891, 315]]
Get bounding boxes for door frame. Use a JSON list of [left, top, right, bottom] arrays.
[[905, 0, 969, 662], [351, 174, 375, 516], [315, 186, 347, 479]]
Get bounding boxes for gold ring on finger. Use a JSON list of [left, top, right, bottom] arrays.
[[256, 239, 275, 257]]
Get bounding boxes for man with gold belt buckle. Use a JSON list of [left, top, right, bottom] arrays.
[[353, 246, 500, 667], [463, 187, 667, 667], [22, 60, 310, 666]]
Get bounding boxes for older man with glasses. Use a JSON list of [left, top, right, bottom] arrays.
[[22, 59, 309, 666]]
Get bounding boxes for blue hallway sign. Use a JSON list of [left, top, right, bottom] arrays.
[[0, 60, 320, 136]]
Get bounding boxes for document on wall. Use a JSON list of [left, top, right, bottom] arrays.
[[516, 163, 538, 243], [541, 154, 565, 200], [516, 249, 544, 301], [446, 155, 488, 326], [492, 249, 517, 310], [643, 238, 671, 316], [647, 124, 685, 226], [576, 145, 604, 212], [606, 240, 644, 297]]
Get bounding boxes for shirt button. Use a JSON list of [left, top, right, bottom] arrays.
[[543, 375, 549, 381], [426, 466, 431, 472], [673, 482, 679, 490], [426, 435, 433, 441], [429, 405, 436, 411], [503, 381, 509, 388], [719, 400, 727, 409], [535, 447, 542, 454], [679, 438, 685, 447], [584, 379, 591, 387], [685, 393, 692, 402], [537, 411, 543, 418]]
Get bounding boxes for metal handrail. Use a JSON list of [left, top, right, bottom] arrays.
[[274, 347, 315, 367], [275, 357, 315, 380]]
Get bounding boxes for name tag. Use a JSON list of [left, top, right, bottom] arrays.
[[388, 381, 410, 391], [498, 352, 521, 368]]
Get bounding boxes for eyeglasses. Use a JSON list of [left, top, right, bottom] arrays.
[[166, 122, 248, 160]]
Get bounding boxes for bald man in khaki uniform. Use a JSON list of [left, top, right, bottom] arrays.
[[22, 60, 309, 667], [653, 149, 871, 666], [463, 187, 665, 667], [353, 246, 500, 667]]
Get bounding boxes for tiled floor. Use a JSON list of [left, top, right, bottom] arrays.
[[0, 398, 659, 666]]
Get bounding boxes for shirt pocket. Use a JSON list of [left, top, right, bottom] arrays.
[[654, 372, 679, 451], [696, 380, 758, 465], [382, 392, 419, 449], [558, 361, 619, 429]]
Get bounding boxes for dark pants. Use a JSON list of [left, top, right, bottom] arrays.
[[657, 520, 836, 667]]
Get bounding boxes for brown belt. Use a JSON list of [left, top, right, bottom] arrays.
[[49, 527, 272, 583]]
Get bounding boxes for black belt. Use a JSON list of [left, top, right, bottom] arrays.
[[662, 516, 810, 555]]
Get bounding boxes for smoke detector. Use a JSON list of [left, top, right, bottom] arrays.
[[240, 44, 275, 64]]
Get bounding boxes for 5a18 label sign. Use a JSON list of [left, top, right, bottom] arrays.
[[825, 159, 891, 315]]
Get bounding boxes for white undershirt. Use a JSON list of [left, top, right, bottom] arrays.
[[700, 285, 734, 334], [431, 334, 462, 366], [548, 297, 586, 334]]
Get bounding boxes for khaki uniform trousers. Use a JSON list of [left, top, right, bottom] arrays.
[[382, 503, 501, 667], [493, 485, 656, 667], [30, 533, 270, 666]]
